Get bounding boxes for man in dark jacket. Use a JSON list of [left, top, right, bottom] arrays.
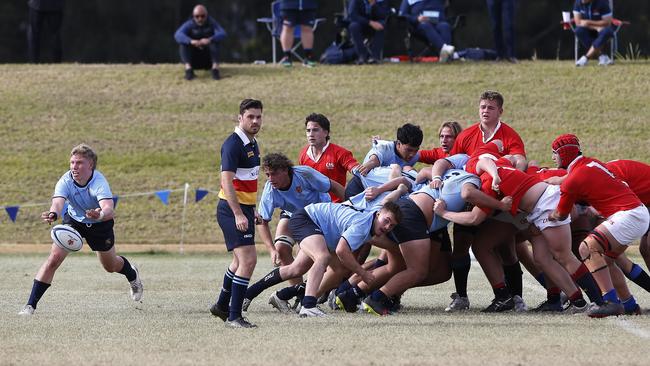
[[174, 4, 227, 80], [347, 0, 390, 64], [399, 0, 455, 62], [27, 0, 64, 63]]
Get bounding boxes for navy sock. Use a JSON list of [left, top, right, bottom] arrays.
[[451, 255, 471, 297], [295, 282, 306, 302], [27, 279, 51, 308], [228, 275, 249, 321], [492, 283, 510, 299], [602, 288, 620, 304], [351, 285, 366, 299], [277, 282, 304, 300], [245, 268, 283, 301], [572, 264, 604, 305], [118, 256, 137, 281], [216, 268, 234, 310], [336, 280, 352, 295], [371, 289, 389, 303], [625, 264, 650, 293], [622, 295, 638, 312], [535, 273, 547, 288], [503, 263, 523, 297], [283, 50, 291, 60], [304, 49, 313, 60], [372, 258, 387, 269], [302, 295, 317, 309]]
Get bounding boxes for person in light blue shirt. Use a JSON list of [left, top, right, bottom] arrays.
[[256, 153, 344, 270], [347, 123, 424, 199], [19, 144, 143, 317], [244, 201, 401, 317]]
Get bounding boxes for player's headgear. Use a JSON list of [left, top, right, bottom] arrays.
[[552, 134, 581, 168]]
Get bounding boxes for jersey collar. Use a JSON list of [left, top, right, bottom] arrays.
[[306, 142, 330, 162], [567, 155, 584, 173], [480, 120, 502, 143], [234, 126, 255, 146]]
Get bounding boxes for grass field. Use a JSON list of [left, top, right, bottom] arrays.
[[1, 61, 649, 245], [3, 252, 650, 366]]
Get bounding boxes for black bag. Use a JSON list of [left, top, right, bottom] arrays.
[[456, 48, 498, 61], [320, 42, 357, 64]]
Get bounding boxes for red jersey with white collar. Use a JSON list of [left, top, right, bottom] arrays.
[[299, 142, 359, 203], [606, 159, 650, 205], [450, 121, 526, 157], [479, 157, 541, 215], [556, 156, 642, 218], [419, 147, 447, 164]]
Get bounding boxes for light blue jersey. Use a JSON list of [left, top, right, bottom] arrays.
[[412, 169, 480, 232], [304, 203, 375, 251], [363, 140, 420, 168], [444, 154, 470, 170], [258, 166, 331, 221], [53, 170, 113, 224]]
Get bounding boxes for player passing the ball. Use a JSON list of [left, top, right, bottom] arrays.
[[18, 144, 143, 316]]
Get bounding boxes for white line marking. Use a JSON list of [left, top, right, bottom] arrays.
[[610, 318, 650, 339]]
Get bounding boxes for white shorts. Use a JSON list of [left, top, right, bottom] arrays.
[[602, 205, 649, 245], [492, 211, 529, 231], [526, 185, 571, 231]]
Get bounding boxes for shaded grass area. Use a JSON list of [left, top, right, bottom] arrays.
[[1, 62, 649, 244], [3, 253, 650, 366]]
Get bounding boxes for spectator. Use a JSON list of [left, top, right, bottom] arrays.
[[174, 4, 226, 80], [486, 0, 517, 63], [279, 0, 319, 67], [573, 0, 614, 67], [27, 0, 64, 63], [347, 0, 390, 64], [398, 0, 455, 62]]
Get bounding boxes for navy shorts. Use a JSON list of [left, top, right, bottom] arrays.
[[62, 213, 115, 252], [279, 210, 291, 220], [281, 9, 316, 27], [216, 199, 256, 251], [390, 198, 430, 244], [288, 208, 323, 244]]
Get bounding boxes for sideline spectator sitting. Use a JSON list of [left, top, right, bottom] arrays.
[[174, 4, 226, 80], [347, 0, 390, 65], [573, 0, 614, 67], [398, 0, 455, 62]]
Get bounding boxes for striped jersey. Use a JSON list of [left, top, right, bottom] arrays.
[[218, 127, 260, 206]]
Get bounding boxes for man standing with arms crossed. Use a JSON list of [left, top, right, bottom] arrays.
[[210, 99, 264, 328]]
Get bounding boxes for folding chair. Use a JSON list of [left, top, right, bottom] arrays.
[[402, 13, 465, 62], [257, 0, 326, 64], [561, 0, 629, 62]]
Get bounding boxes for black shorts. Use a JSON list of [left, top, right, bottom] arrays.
[[288, 208, 323, 244], [453, 223, 478, 236], [281, 9, 316, 27], [63, 213, 115, 252], [390, 198, 430, 244], [430, 227, 452, 252], [216, 199, 256, 251]]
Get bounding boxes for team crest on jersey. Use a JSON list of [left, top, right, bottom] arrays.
[[296, 186, 302, 193], [326, 162, 335, 170], [247, 151, 255, 158]]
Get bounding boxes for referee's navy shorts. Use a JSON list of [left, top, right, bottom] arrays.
[[288, 208, 323, 244], [216, 199, 256, 251]]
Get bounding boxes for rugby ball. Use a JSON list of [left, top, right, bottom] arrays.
[[51, 225, 83, 252]]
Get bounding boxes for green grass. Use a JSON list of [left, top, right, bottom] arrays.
[[3, 253, 650, 365], [1, 62, 649, 245]]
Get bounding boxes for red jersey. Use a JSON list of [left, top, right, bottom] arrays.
[[465, 142, 504, 175], [299, 142, 359, 203], [450, 121, 526, 157], [556, 156, 642, 218], [479, 158, 541, 215], [419, 147, 448, 164], [526, 166, 567, 180], [606, 159, 650, 205]]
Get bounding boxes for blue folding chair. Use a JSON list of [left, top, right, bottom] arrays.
[[257, 0, 326, 63]]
